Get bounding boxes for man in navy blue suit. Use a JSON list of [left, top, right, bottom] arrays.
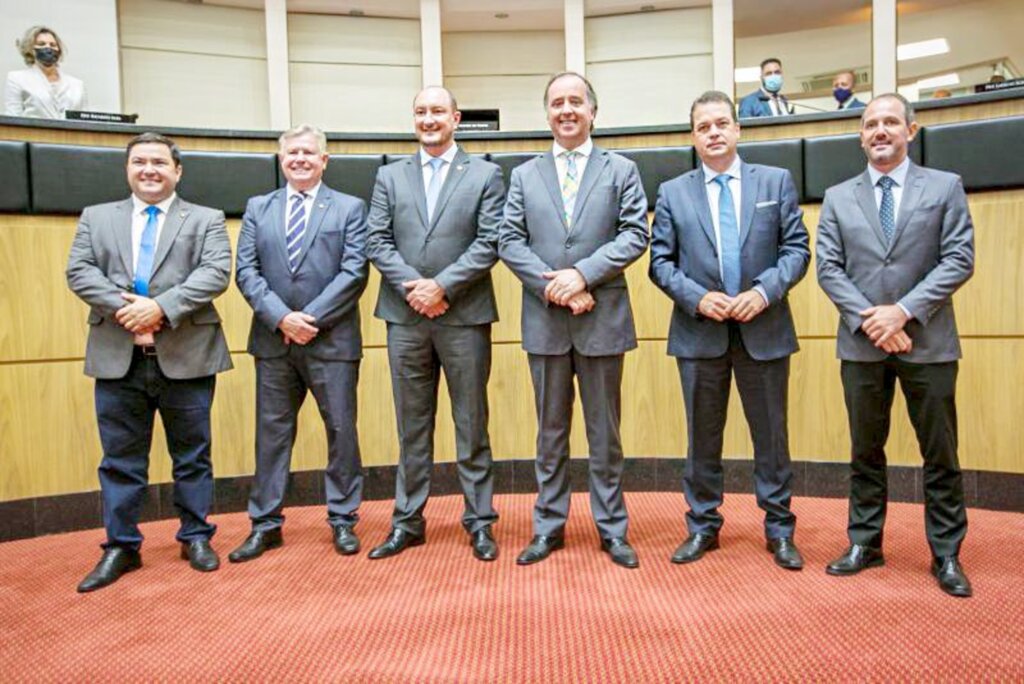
[[649, 91, 810, 569], [231, 123, 369, 563], [738, 58, 793, 118]]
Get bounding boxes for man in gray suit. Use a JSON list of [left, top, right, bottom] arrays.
[[230, 124, 369, 563], [67, 132, 233, 592], [499, 72, 649, 569], [366, 86, 505, 561], [817, 93, 975, 597], [649, 91, 810, 570]]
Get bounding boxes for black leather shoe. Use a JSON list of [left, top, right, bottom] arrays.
[[932, 556, 972, 598], [332, 525, 360, 556], [180, 540, 220, 572], [670, 533, 719, 564], [367, 528, 424, 560], [767, 537, 804, 570], [228, 528, 283, 563], [470, 527, 498, 562], [825, 544, 884, 575], [77, 547, 142, 593], [516, 535, 564, 565], [601, 537, 639, 569]]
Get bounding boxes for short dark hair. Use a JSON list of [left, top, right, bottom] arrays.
[[543, 71, 598, 118], [760, 57, 782, 71], [863, 92, 916, 126], [689, 90, 737, 128], [126, 132, 181, 166], [413, 85, 459, 112]]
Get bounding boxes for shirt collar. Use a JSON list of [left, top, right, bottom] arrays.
[[287, 182, 321, 201], [867, 156, 911, 188], [552, 137, 593, 159], [420, 143, 458, 167], [702, 155, 743, 184], [132, 193, 176, 216]]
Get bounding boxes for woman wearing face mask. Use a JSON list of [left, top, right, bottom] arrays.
[[4, 26, 87, 118]]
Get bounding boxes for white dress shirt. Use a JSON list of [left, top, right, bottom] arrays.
[[285, 182, 321, 234], [3, 65, 87, 118], [867, 155, 911, 215], [552, 137, 594, 186], [130, 193, 176, 272], [420, 143, 458, 194]]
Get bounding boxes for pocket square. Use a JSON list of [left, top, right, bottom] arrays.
[[755, 200, 779, 208]]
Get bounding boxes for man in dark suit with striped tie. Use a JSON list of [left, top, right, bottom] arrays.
[[231, 124, 369, 563]]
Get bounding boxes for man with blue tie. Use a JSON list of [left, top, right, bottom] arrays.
[[817, 94, 975, 597], [649, 91, 810, 569], [67, 132, 233, 591], [231, 124, 369, 562], [366, 87, 505, 561]]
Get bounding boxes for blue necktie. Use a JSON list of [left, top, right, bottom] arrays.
[[714, 174, 742, 296], [286, 192, 307, 271], [425, 156, 445, 222], [878, 175, 896, 243], [134, 205, 160, 296]]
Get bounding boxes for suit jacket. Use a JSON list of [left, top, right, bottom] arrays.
[[738, 90, 792, 118], [649, 162, 809, 360], [498, 146, 649, 356], [366, 147, 505, 327], [816, 162, 975, 363], [66, 196, 233, 380], [839, 96, 866, 111], [236, 185, 368, 361]]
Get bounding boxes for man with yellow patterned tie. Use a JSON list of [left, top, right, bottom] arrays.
[[499, 72, 649, 569]]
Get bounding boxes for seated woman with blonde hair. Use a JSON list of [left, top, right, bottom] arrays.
[[4, 25, 87, 118]]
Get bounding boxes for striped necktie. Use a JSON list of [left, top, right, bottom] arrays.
[[560, 150, 580, 228], [286, 192, 308, 271]]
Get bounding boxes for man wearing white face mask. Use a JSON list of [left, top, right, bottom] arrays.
[[738, 58, 792, 118]]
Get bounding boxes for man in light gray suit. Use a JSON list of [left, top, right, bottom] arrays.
[[67, 132, 233, 592], [499, 72, 649, 569], [649, 91, 810, 570], [817, 93, 975, 597], [366, 86, 505, 561], [231, 124, 369, 563]]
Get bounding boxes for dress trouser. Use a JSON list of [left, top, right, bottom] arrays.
[[386, 321, 497, 537], [95, 347, 217, 549], [248, 345, 363, 531], [528, 350, 629, 541], [677, 324, 796, 539], [840, 358, 966, 557]]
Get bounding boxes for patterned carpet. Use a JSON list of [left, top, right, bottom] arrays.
[[1, 492, 1021, 682]]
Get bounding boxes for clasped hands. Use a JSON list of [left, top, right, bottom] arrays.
[[860, 304, 913, 354], [697, 290, 767, 323], [403, 278, 448, 318], [543, 269, 594, 315], [115, 292, 165, 344]]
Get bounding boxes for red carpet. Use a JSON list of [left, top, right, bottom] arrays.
[[1, 492, 1021, 682]]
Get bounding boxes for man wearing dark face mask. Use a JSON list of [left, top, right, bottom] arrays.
[[4, 25, 87, 118], [833, 70, 866, 111], [739, 58, 792, 118]]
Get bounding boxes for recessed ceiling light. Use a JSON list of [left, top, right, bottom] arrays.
[[495, 12, 509, 19], [734, 66, 761, 82], [897, 38, 949, 61]]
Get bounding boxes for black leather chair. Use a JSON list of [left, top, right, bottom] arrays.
[[737, 139, 804, 203], [803, 133, 923, 202], [179, 150, 277, 217], [311, 154, 384, 205], [923, 116, 1024, 191], [617, 147, 696, 210], [0, 141, 30, 212], [487, 152, 541, 192], [29, 143, 127, 214]]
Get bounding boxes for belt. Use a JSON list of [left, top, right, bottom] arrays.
[[134, 344, 158, 357]]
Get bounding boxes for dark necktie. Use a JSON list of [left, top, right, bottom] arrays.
[[134, 205, 160, 295], [878, 176, 896, 243], [714, 174, 741, 296]]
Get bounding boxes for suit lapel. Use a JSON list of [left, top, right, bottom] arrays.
[[738, 162, 757, 249], [690, 171, 718, 251], [854, 171, 889, 249], [537, 152, 567, 230], [428, 148, 471, 232], [890, 162, 925, 254], [293, 187, 331, 272], [149, 197, 186, 278], [403, 155, 430, 229], [114, 198, 134, 278], [269, 189, 289, 266], [569, 147, 608, 232]]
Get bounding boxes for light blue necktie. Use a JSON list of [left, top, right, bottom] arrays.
[[286, 192, 307, 271], [714, 174, 742, 296], [425, 156, 445, 222], [561, 150, 580, 228], [878, 175, 896, 244], [134, 205, 160, 296]]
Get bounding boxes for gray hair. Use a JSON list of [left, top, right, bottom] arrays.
[[17, 26, 66, 66], [278, 124, 327, 154]]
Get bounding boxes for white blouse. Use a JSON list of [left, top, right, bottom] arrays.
[[4, 65, 87, 119]]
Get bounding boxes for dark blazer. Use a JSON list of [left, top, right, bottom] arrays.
[[235, 184, 369, 361], [816, 162, 974, 363], [66, 196, 233, 380], [366, 147, 505, 327], [498, 146, 649, 356], [738, 90, 792, 118], [649, 161, 809, 361]]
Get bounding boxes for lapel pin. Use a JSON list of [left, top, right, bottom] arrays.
[[456, 165, 464, 171], [319, 203, 326, 209]]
